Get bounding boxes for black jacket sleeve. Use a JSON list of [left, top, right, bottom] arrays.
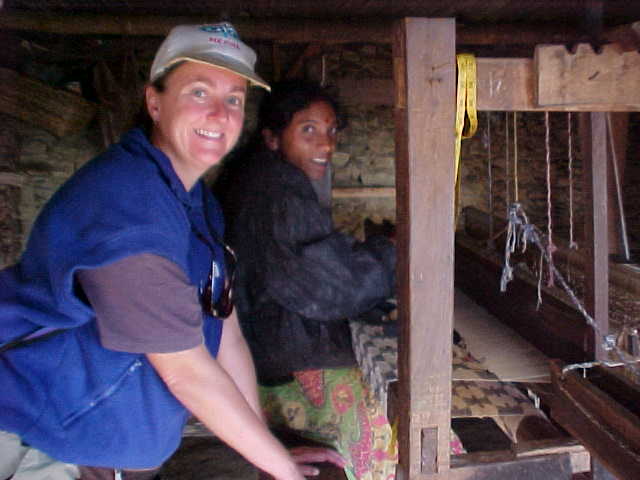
[[260, 188, 395, 321]]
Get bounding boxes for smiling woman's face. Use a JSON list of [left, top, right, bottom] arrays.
[[264, 100, 338, 181], [146, 61, 247, 189]]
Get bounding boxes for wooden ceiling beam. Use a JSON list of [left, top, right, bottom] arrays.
[[2, 12, 637, 46]]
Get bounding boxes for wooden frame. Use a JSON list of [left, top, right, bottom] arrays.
[[393, 17, 640, 479]]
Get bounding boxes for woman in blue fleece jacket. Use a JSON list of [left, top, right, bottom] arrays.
[[0, 23, 343, 480]]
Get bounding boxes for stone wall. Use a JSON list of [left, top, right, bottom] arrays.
[[0, 113, 101, 268]]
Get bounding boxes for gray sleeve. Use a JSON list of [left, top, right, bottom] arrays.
[[76, 253, 204, 353]]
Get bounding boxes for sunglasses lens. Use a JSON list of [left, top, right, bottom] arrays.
[[203, 246, 236, 319]]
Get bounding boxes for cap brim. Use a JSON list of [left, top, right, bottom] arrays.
[[164, 54, 270, 91]]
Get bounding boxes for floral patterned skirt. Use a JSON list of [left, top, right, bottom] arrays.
[[260, 367, 397, 480]]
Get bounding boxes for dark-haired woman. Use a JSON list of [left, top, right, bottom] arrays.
[[218, 81, 397, 480]]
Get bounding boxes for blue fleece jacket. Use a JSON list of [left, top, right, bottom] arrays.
[[0, 129, 225, 468]]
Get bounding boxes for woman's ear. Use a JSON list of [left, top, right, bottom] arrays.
[[262, 129, 279, 151], [145, 85, 160, 123]]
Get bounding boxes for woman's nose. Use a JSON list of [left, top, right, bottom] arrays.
[[207, 99, 228, 121], [318, 134, 335, 152]]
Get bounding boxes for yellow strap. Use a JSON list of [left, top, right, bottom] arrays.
[[454, 53, 478, 225]]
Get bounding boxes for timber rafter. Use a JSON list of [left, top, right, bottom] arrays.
[[1, 12, 639, 48]]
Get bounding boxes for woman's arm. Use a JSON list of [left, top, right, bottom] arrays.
[[147, 345, 303, 480], [263, 194, 396, 321], [215, 310, 264, 420]]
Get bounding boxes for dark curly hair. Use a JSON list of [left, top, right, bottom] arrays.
[[257, 80, 347, 136]]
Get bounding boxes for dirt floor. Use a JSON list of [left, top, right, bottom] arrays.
[[160, 437, 258, 480], [159, 432, 346, 480]]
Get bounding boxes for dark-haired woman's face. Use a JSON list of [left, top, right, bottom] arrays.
[[267, 100, 338, 180]]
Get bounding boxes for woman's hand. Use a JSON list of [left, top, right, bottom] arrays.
[[289, 446, 347, 476]]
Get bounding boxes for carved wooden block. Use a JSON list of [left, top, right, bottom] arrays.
[[535, 44, 640, 109]]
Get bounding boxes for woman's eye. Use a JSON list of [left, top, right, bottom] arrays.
[[226, 96, 244, 107], [302, 125, 315, 134], [192, 89, 206, 98]]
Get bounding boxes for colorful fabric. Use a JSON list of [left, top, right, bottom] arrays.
[[260, 367, 397, 480]]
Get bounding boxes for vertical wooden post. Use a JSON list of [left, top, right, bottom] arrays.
[[393, 18, 456, 479], [580, 112, 609, 361]]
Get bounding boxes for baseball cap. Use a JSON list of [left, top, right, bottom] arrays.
[[150, 23, 270, 91]]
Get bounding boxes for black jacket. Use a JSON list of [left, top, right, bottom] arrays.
[[218, 151, 395, 385]]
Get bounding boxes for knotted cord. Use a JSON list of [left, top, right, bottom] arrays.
[[545, 112, 557, 287], [567, 113, 578, 250], [505, 112, 510, 216], [486, 112, 495, 249], [513, 112, 519, 202], [501, 203, 640, 378]]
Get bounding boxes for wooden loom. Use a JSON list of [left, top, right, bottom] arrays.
[[392, 17, 640, 479]]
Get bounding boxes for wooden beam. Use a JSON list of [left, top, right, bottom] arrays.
[[0, 13, 392, 43], [535, 44, 640, 109], [393, 17, 456, 479], [0, 67, 97, 137], [449, 453, 574, 479], [550, 360, 640, 479], [580, 113, 609, 361], [476, 57, 640, 112], [1, 12, 634, 47], [331, 187, 395, 198]]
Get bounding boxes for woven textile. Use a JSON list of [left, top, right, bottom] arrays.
[[349, 321, 537, 418]]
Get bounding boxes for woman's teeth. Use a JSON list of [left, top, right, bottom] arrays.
[[311, 158, 328, 165], [195, 129, 221, 139]]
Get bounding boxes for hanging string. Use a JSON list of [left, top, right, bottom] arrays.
[[606, 113, 632, 262], [505, 112, 510, 215], [537, 251, 544, 309], [501, 203, 640, 378], [567, 113, 578, 250], [486, 112, 495, 249], [321, 54, 326, 86], [513, 112, 519, 202], [545, 112, 557, 287]]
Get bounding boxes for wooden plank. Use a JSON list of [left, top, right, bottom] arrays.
[[449, 453, 573, 480], [580, 113, 609, 361], [535, 44, 640, 109], [0, 68, 97, 137], [588, 366, 640, 418], [452, 439, 589, 474], [393, 17, 456, 479], [476, 58, 640, 112], [451, 418, 512, 453], [1, 11, 632, 47], [550, 361, 640, 479], [331, 187, 395, 198]]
